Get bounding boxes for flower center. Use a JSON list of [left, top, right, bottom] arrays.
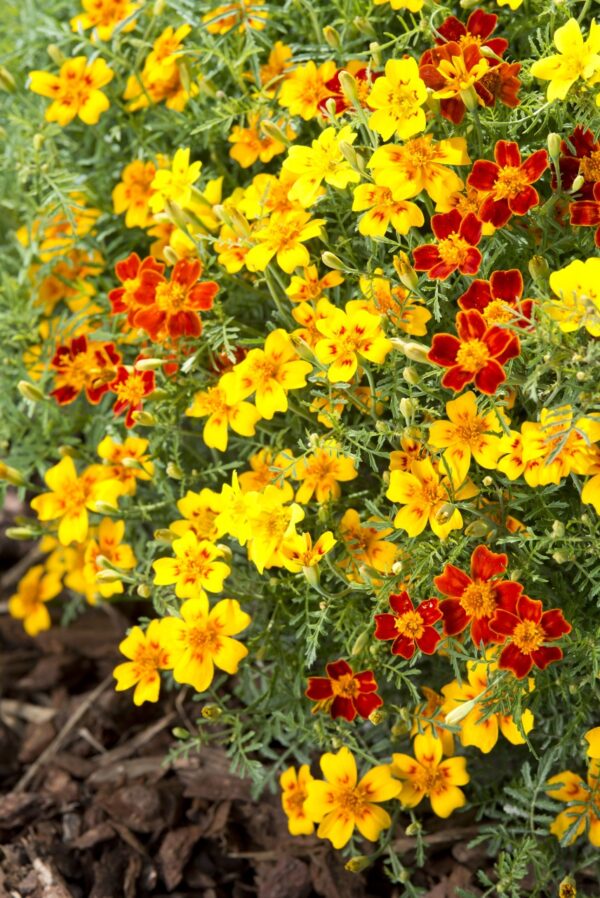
[[132, 640, 168, 680], [336, 785, 368, 816], [438, 233, 470, 266], [395, 610, 425, 639], [512, 619, 545, 654], [494, 166, 529, 200], [455, 416, 486, 444], [387, 83, 420, 117], [331, 672, 359, 699], [186, 621, 221, 656], [483, 298, 513, 324], [580, 150, 600, 183], [460, 580, 497, 618], [155, 281, 188, 311], [285, 787, 308, 814], [406, 138, 436, 168], [456, 339, 489, 373], [114, 373, 147, 405], [413, 763, 447, 794]]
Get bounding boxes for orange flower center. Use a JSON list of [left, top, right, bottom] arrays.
[[455, 416, 486, 444], [395, 610, 425, 639], [412, 762, 447, 795], [59, 478, 89, 513], [511, 619, 544, 653], [456, 338, 490, 373], [114, 373, 148, 405], [331, 672, 359, 699], [580, 150, 600, 183], [335, 785, 369, 817], [438, 233, 470, 266], [460, 579, 497, 619], [494, 166, 529, 200], [405, 138, 437, 168], [422, 479, 447, 506], [386, 82, 421, 116], [155, 280, 188, 311], [132, 640, 168, 680], [483, 298, 513, 324], [284, 786, 308, 815]]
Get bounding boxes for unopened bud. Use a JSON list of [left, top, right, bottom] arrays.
[[460, 85, 480, 112], [0, 65, 16, 92], [166, 462, 183, 480], [353, 16, 377, 39], [172, 726, 191, 739], [552, 550, 570, 564], [154, 528, 175, 542], [176, 58, 191, 96], [216, 543, 232, 562], [558, 876, 577, 898], [46, 44, 64, 66], [369, 41, 382, 68], [391, 560, 403, 575], [391, 339, 430, 364], [528, 255, 550, 282], [403, 366, 420, 385], [338, 140, 364, 173], [345, 856, 370, 873], [482, 475, 493, 487], [338, 71, 360, 107], [324, 97, 338, 119], [551, 520, 565, 538], [303, 564, 319, 587], [163, 246, 179, 266], [260, 119, 292, 146], [322, 25, 341, 49], [96, 569, 122, 583], [393, 253, 419, 291], [405, 821, 421, 836], [6, 526, 38, 540], [135, 357, 165, 371], [321, 251, 345, 270], [369, 709, 385, 725], [570, 174, 585, 193], [435, 502, 455, 524], [547, 132, 561, 160], [445, 696, 480, 726], [480, 45, 503, 62], [399, 397, 416, 421], [0, 462, 25, 486], [153, 0, 166, 14], [351, 631, 369, 656], [33, 133, 45, 152], [131, 411, 156, 426], [464, 519, 492, 538], [201, 704, 222, 719], [137, 583, 152, 598], [18, 380, 45, 403]]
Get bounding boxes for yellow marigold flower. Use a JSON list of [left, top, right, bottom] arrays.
[[373, 0, 423, 9], [234, 329, 313, 419], [113, 619, 173, 706], [386, 456, 478, 539], [71, 0, 140, 40], [293, 444, 358, 504], [214, 224, 250, 273], [239, 170, 311, 221], [215, 472, 256, 545], [113, 159, 160, 229], [238, 448, 295, 500], [259, 41, 293, 93], [390, 432, 426, 472], [358, 270, 431, 336], [97, 435, 154, 495], [149, 148, 202, 214], [29, 56, 113, 126], [514, 406, 600, 487], [546, 763, 600, 847], [153, 531, 231, 599], [315, 300, 392, 383], [353, 183, 424, 237], [283, 125, 360, 206], [203, 0, 267, 35], [124, 25, 198, 112], [292, 298, 336, 349], [585, 727, 600, 759], [246, 485, 305, 573], [304, 746, 401, 849], [229, 114, 294, 168], [280, 765, 315, 835], [170, 488, 223, 541], [545, 257, 600, 337], [30, 457, 122, 546], [392, 732, 469, 818], [368, 135, 470, 204], [278, 60, 336, 120], [245, 210, 326, 274], [339, 508, 398, 581], [441, 657, 534, 755], [83, 518, 137, 602], [285, 265, 343, 303], [281, 531, 336, 573], [428, 390, 506, 485], [530, 18, 600, 102], [161, 595, 251, 692], [8, 565, 62, 637], [367, 57, 428, 141], [186, 371, 261, 452]]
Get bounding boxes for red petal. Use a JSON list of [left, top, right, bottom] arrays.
[[115, 253, 141, 282], [471, 616, 496, 646], [474, 359, 506, 395], [530, 646, 563, 671], [516, 594, 542, 623], [416, 627, 441, 655], [570, 200, 600, 227], [468, 160, 499, 192], [440, 96, 465, 124], [442, 365, 476, 392], [389, 591, 414, 615], [489, 608, 518, 637], [331, 696, 356, 721], [428, 334, 460, 367], [440, 598, 470, 636], [509, 185, 539, 216], [494, 581, 523, 608], [429, 259, 459, 280], [458, 279, 493, 312], [467, 9, 498, 39], [490, 269, 523, 301], [353, 692, 383, 719], [541, 609, 571, 639], [189, 281, 219, 310], [459, 247, 482, 275], [499, 642, 533, 678], [495, 333, 520, 365], [326, 658, 353, 680], [520, 149, 548, 183], [306, 677, 333, 700], [418, 598, 442, 625], [413, 244, 441, 271], [456, 309, 487, 341], [460, 212, 483, 246], [374, 614, 398, 641], [435, 564, 471, 597], [354, 670, 379, 693], [391, 635, 415, 659], [432, 210, 462, 240], [495, 141, 521, 168], [471, 545, 507, 580], [480, 195, 511, 227], [437, 15, 465, 42]]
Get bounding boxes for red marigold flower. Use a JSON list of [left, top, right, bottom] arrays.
[[477, 61, 521, 111], [489, 593, 571, 679], [569, 181, 600, 248], [467, 140, 548, 228], [413, 210, 482, 281], [50, 335, 120, 405], [109, 252, 165, 323], [435, 9, 508, 58], [374, 592, 441, 660], [317, 63, 382, 115], [428, 308, 521, 395], [134, 259, 219, 342], [553, 126, 600, 198], [305, 658, 382, 722], [458, 269, 533, 328], [435, 544, 523, 646], [109, 365, 155, 427], [419, 42, 489, 126]]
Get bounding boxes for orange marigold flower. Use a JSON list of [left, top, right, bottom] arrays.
[[109, 252, 165, 324], [490, 593, 571, 678], [113, 620, 173, 705], [29, 56, 114, 126], [112, 160, 159, 229], [419, 42, 490, 123], [109, 366, 155, 428], [228, 114, 293, 168], [392, 732, 469, 818], [458, 269, 533, 328], [203, 0, 267, 35], [50, 335, 120, 406], [8, 565, 62, 637], [134, 259, 219, 342], [293, 444, 357, 504], [306, 659, 383, 722], [467, 140, 548, 228], [71, 0, 141, 41], [413, 210, 482, 280], [278, 60, 336, 121]]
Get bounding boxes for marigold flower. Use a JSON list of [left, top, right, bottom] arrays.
[[367, 57, 427, 141], [467, 141, 548, 228], [229, 113, 293, 168], [368, 135, 470, 204], [413, 210, 482, 280], [553, 126, 600, 198], [109, 252, 166, 323], [170, 488, 223, 541], [428, 390, 506, 485], [31, 457, 122, 546], [150, 148, 202, 214], [96, 435, 154, 495], [234, 329, 312, 419], [280, 766, 315, 836], [203, 0, 267, 35], [83, 518, 136, 602], [50, 335, 120, 406], [304, 746, 401, 848], [434, 9, 508, 58], [435, 544, 523, 646], [246, 486, 305, 573], [441, 656, 534, 754], [293, 444, 357, 504], [153, 531, 231, 599], [284, 125, 360, 206], [29, 56, 114, 126], [374, 592, 442, 659], [258, 41, 293, 93], [113, 620, 173, 705], [428, 308, 521, 395], [245, 210, 326, 274], [285, 266, 343, 303], [358, 271, 431, 336], [317, 62, 382, 115], [546, 763, 600, 847], [8, 565, 62, 637], [124, 25, 198, 112], [339, 509, 398, 581], [281, 530, 336, 573], [109, 366, 155, 428], [186, 371, 261, 452], [411, 687, 455, 757], [458, 269, 533, 328], [545, 257, 600, 336], [315, 300, 392, 382], [585, 728, 600, 759], [278, 60, 336, 120], [570, 181, 600, 248], [391, 732, 469, 818], [134, 259, 219, 342], [112, 160, 160, 229], [215, 472, 256, 545], [352, 184, 424, 237], [490, 593, 571, 678], [238, 448, 295, 500], [530, 18, 600, 102], [419, 42, 490, 123], [160, 594, 251, 692], [373, 0, 423, 9], [71, 0, 140, 40], [306, 659, 383, 722], [387, 456, 477, 539]]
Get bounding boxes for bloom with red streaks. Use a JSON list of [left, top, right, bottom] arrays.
[[434, 544, 523, 646], [418, 42, 490, 126], [109, 252, 165, 324], [110, 366, 155, 427], [489, 593, 571, 679], [553, 126, 600, 198], [570, 181, 600, 248], [435, 9, 508, 58], [134, 259, 219, 342], [428, 308, 521, 395], [305, 659, 383, 722], [374, 592, 442, 659], [458, 269, 533, 328], [467, 141, 548, 228], [317, 63, 382, 115], [413, 210, 482, 280], [50, 335, 120, 405]]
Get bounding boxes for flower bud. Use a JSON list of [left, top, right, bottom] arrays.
[[547, 132, 561, 161], [369, 41, 382, 68], [0, 65, 16, 92], [345, 856, 370, 874], [393, 252, 419, 290], [445, 696, 480, 725], [558, 876, 577, 898], [528, 255, 550, 282], [482, 475, 493, 487], [163, 246, 179, 266], [552, 550, 570, 564], [435, 503, 455, 524], [391, 339, 430, 364], [201, 704, 222, 719], [338, 71, 360, 107], [228, 206, 251, 238], [403, 366, 420, 385], [391, 560, 403, 575], [351, 631, 369, 656], [464, 519, 492, 539], [6, 526, 38, 540], [217, 543, 232, 562], [369, 709, 385, 725], [172, 727, 191, 739], [135, 357, 165, 371], [324, 97, 338, 120], [131, 411, 156, 426], [93, 500, 119, 515], [260, 119, 292, 146], [33, 133, 45, 151], [166, 462, 183, 480], [153, 0, 166, 14], [391, 721, 410, 739], [551, 520, 565, 538], [0, 462, 25, 486], [176, 59, 192, 97], [303, 565, 319, 587], [137, 584, 152, 598], [338, 140, 365, 174], [405, 821, 421, 836], [154, 528, 175, 543], [321, 251, 345, 271], [460, 85, 480, 112], [322, 25, 341, 49], [18, 380, 46, 403], [96, 569, 122, 583], [47, 44, 64, 66], [399, 397, 416, 421], [570, 174, 585, 193], [353, 16, 377, 39]]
